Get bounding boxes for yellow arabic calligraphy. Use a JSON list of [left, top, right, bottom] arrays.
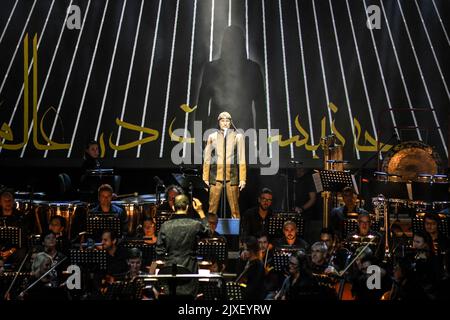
[[168, 104, 197, 143], [0, 34, 69, 151], [269, 102, 392, 155], [108, 118, 159, 151]]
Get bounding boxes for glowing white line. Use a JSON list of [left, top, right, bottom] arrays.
[[261, 0, 272, 157], [0, 0, 19, 45]]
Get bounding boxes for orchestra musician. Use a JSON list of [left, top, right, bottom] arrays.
[[330, 187, 369, 240], [236, 236, 266, 300], [240, 188, 274, 241], [273, 220, 309, 250]]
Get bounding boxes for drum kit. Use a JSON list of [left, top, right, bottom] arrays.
[[13, 191, 166, 239]]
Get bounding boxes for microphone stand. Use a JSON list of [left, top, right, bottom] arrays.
[[221, 129, 227, 219]]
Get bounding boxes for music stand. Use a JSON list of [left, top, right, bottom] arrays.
[[225, 282, 245, 300], [122, 240, 156, 265], [272, 250, 292, 272], [69, 249, 107, 270], [104, 280, 145, 300], [0, 227, 21, 248], [198, 277, 225, 300], [343, 219, 382, 239], [268, 213, 304, 238], [197, 239, 227, 263], [172, 173, 208, 203], [87, 214, 121, 240], [313, 170, 358, 194], [155, 212, 172, 234]]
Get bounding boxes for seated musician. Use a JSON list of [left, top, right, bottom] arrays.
[[102, 230, 128, 279], [330, 187, 368, 239], [411, 231, 440, 299], [158, 184, 205, 219], [310, 242, 330, 274], [206, 213, 224, 239], [81, 140, 101, 172], [349, 253, 391, 301], [273, 221, 308, 250], [237, 236, 266, 300], [319, 228, 337, 256], [274, 250, 320, 300], [388, 258, 428, 300], [346, 212, 384, 261], [21, 252, 69, 301], [48, 216, 71, 255], [256, 232, 280, 296], [42, 232, 68, 288], [240, 188, 274, 241], [424, 213, 450, 256], [137, 217, 157, 245], [0, 189, 31, 264], [125, 248, 144, 281], [91, 184, 128, 237]]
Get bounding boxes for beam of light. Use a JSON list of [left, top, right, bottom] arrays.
[[431, 0, 450, 47], [261, 0, 272, 157], [0, 0, 19, 45]]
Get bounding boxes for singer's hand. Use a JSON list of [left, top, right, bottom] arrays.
[[239, 181, 246, 191]]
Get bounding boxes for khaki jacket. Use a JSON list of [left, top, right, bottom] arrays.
[[203, 129, 246, 185]]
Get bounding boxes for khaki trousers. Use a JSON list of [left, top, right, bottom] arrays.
[[208, 181, 240, 218]]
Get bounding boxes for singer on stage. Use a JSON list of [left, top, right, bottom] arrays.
[[202, 112, 246, 218]]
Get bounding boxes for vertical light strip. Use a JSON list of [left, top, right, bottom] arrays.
[[182, 0, 198, 158], [432, 0, 450, 47], [0, 0, 19, 44], [245, 0, 249, 58], [20, 0, 73, 157], [228, 0, 232, 26], [312, 0, 332, 129], [94, 0, 128, 140], [414, 0, 450, 102], [328, 0, 359, 159], [377, 0, 422, 141], [394, 0, 447, 156], [44, 0, 92, 158], [362, 0, 398, 139], [278, 0, 294, 158], [158, 0, 180, 158], [0, 0, 37, 96], [137, 0, 162, 158], [294, 0, 315, 157], [113, 0, 145, 158], [0, 0, 54, 153], [209, 0, 215, 62], [345, 0, 378, 143], [68, 0, 110, 157], [261, 0, 272, 157]]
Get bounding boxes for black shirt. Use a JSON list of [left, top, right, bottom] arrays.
[[242, 259, 267, 300], [105, 246, 129, 277], [273, 237, 309, 250], [240, 207, 273, 240]]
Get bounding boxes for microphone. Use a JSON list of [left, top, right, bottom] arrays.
[[223, 128, 228, 138], [153, 176, 165, 188]]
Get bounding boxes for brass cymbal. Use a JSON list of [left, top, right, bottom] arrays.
[[382, 141, 444, 181]]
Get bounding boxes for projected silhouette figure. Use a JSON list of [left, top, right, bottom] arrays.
[[196, 26, 266, 132]]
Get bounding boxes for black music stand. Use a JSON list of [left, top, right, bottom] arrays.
[[225, 282, 245, 300], [268, 213, 304, 238], [198, 278, 225, 300], [0, 227, 21, 248], [313, 170, 358, 194], [172, 173, 208, 203], [197, 239, 228, 263], [122, 240, 156, 265], [69, 249, 107, 270], [411, 182, 449, 203], [104, 280, 145, 300], [87, 214, 121, 240], [272, 250, 291, 272], [155, 212, 172, 234]]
